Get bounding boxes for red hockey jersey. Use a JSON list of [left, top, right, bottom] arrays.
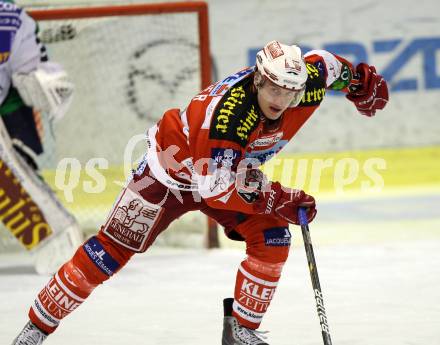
[[145, 49, 354, 214]]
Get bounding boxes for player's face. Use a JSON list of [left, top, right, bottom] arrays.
[[257, 80, 303, 120]]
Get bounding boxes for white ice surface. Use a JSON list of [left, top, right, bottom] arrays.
[[1, 240, 440, 345], [1, 193, 440, 344]]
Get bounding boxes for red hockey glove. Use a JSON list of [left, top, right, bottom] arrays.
[[346, 63, 389, 117], [253, 181, 316, 225]]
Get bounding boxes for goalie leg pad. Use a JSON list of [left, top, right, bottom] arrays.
[[0, 118, 83, 274], [29, 233, 133, 334], [232, 215, 291, 329]]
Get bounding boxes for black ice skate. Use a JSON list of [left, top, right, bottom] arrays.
[[11, 321, 47, 345], [222, 298, 269, 345]]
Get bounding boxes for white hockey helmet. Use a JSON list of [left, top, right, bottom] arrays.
[[256, 41, 307, 106]]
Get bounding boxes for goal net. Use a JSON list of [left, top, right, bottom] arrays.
[[0, 2, 215, 257]]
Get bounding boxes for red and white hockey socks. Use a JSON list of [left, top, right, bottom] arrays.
[[29, 261, 91, 333], [232, 256, 285, 329], [28, 233, 132, 334]]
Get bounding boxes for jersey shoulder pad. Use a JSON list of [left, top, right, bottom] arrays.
[[298, 62, 327, 107], [209, 74, 260, 148]]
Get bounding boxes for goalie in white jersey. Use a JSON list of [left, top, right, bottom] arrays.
[[0, 0, 82, 274]]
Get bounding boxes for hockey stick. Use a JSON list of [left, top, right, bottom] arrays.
[[298, 207, 333, 345]]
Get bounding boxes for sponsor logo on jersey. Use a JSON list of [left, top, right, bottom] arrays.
[[163, 178, 194, 190], [209, 77, 261, 147], [245, 139, 288, 165], [103, 190, 163, 252], [300, 87, 326, 105], [299, 63, 327, 106], [237, 104, 259, 142], [0, 159, 53, 250], [248, 132, 283, 149], [83, 237, 120, 276], [210, 148, 241, 172], [209, 74, 260, 147], [214, 85, 246, 134], [264, 227, 291, 246], [306, 63, 321, 80]]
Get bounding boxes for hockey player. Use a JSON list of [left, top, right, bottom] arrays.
[[0, 0, 82, 275], [12, 40, 388, 344]]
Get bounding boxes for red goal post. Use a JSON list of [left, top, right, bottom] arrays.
[[26, 2, 219, 249]]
